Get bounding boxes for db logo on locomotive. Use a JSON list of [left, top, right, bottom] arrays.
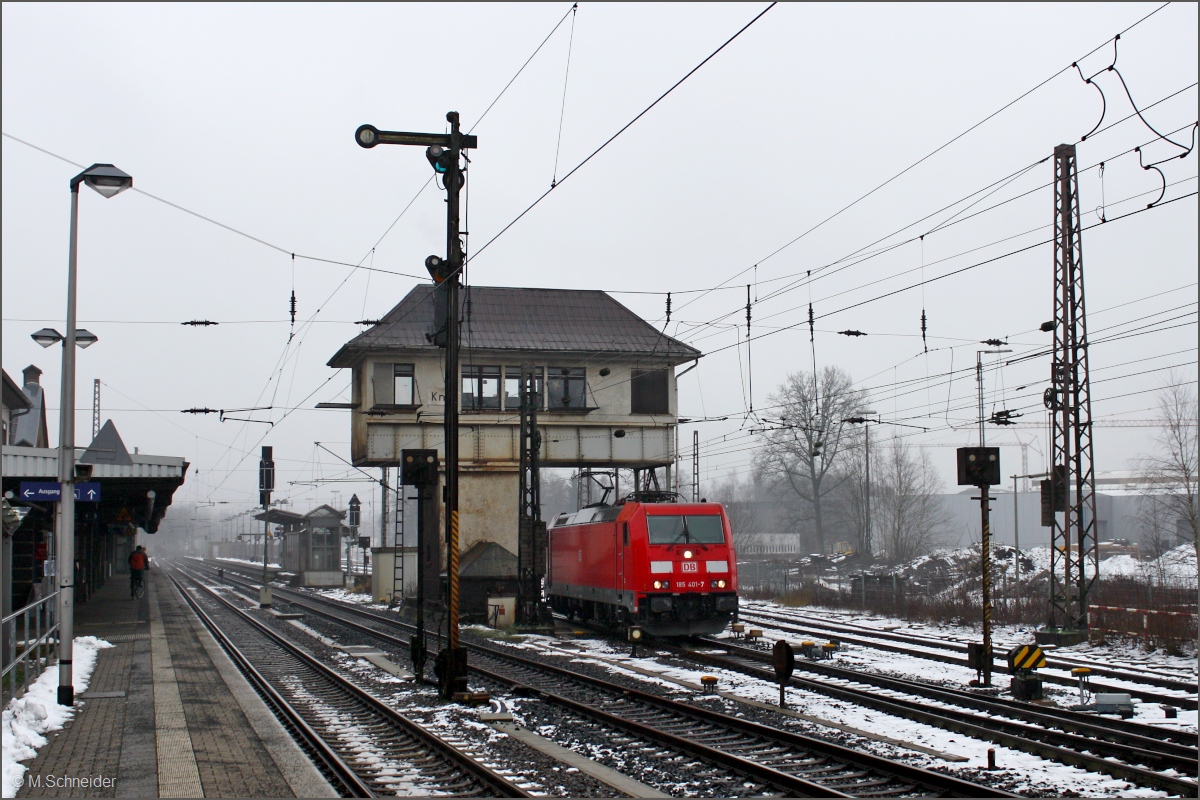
[[681, 562, 698, 572]]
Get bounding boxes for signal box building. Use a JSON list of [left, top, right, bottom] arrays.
[[327, 285, 700, 599]]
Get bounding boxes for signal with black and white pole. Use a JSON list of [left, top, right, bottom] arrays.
[[957, 347, 1009, 686], [258, 446, 274, 607]]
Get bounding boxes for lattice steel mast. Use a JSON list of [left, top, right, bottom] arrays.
[[517, 365, 550, 628], [1046, 143, 1099, 632]]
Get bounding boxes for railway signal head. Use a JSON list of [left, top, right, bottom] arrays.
[[401, 449, 439, 486], [425, 254, 454, 283], [956, 446, 1000, 486], [426, 145, 453, 174]]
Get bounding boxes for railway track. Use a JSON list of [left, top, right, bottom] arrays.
[[189, 562, 1014, 798], [166, 567, 532, 798], [188, 560, 1197, 796], [739, 605, 1198, 702], [674, 635, 1198, 797]]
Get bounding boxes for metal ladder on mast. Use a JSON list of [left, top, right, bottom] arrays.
[[390, 486, 406, 608]]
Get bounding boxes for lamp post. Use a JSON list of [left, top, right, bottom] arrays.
[[38, 163, 132, 706]]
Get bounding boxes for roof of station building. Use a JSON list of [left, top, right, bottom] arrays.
[[328, 285, 700, 368]]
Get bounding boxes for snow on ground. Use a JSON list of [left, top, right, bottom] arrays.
[[2, 637, 113, 798], [213, 556, 282, 569], [740, 599, 1199, 724], [1097, 544, 1199, 585], [310, 587, 385, 607], [895, 543, 1198, 594], [497, 631, 1176, 797]]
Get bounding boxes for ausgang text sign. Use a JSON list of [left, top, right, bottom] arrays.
[[18, 482, 102, 502]]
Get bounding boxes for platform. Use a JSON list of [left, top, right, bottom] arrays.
[[16, 569, 334, 798]]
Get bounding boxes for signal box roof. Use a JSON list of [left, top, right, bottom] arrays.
[[328, 285, 700, 368]]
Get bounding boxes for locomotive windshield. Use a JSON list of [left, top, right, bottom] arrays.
[[646, 515, 725, 545]]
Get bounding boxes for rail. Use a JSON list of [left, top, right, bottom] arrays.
[[2, 591, 60, 704]]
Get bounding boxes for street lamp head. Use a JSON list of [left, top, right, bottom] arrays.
[[31, 327, 64, 347], [73, 164, 132, 198], [74, 329, 98, 348]]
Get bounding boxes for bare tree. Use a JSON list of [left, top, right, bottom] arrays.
[[1137, 378, 1199, 558], [707, 473, 764, 551], [826, 445, 870, 556], [1133, 496, 1175, 585], [872, 437, 952, 565], [755, 366, 864, 554]]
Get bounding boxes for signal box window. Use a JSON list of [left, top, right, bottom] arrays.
[[647, 515, 725, 545], [504, 366, 543, 411], [462, 365, 501, 410], [547, 367, 586, 409], [372, 362, 416, 406], [631, 368, 669, 414], [394, 364, 414, 406]]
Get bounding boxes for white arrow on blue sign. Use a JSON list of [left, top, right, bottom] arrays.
[[18, 482, 101, 502], [75, 482, 101, 502]]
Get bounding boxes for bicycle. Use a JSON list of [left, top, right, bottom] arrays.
[[131, 572, 146, 599]]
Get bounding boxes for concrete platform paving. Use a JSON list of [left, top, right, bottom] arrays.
[[17, 569, 334, 798]]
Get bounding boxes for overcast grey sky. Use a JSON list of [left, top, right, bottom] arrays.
[[3, 2, 1197, 535]]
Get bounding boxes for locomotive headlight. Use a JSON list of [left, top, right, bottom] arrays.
[[653, 580, 662, 589], [717, 579, 727, 588], [683, 550, 693, 559]]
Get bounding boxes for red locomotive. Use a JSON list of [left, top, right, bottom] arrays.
[[548, 494, 739, 636]]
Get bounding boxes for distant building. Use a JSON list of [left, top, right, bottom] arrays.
[[274, 505, 349, 587], [9, 365, 49, 448], [2, 369, 33, 446]]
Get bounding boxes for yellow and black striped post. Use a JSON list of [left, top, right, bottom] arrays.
[[980, 484, 993, 686], [448, 510, 460, 651]]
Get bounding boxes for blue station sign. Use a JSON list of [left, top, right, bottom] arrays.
[[19, 482, 102, 502]]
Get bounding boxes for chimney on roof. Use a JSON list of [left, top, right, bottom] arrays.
[[22, 365, 42, 386]]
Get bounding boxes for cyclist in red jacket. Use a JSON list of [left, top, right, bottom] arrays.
[[128, 546, 149, 597]]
